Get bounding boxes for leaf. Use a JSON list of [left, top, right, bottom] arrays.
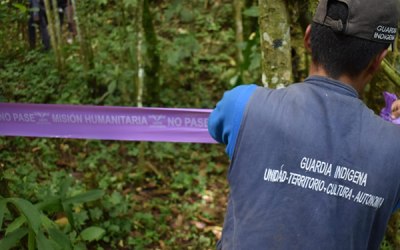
[[80, 226, 106, 241], [63, 190, 105, 205], [62, 203, 76, 230], [0, 228, 30, 250], [0, 198, 7, 230], [60, 178, 74, 202], [109, 192, 121, 205], [36, 230, 54, 250], [35, 198, 63, 212], [167, 51, 180, 66], [49, 228, 72, 250], [230, 74, 239, 86], [120, 70, 135, 79], [243, 6, 259, 17], [5, 215, 26, 235], [89, 207, 103, 221], [236, 42, 247, 51], [96, 0, 107, 6], [41, 214, 55, 229], [249, 53, 262, 71], [49, 240, 63, 250], [73, 242, 86, 250], [69, 231, 77, 241], [124, 0, 137, 8], [180, 7, 194, 22], [12, 3, 26, 12], [7, 198, 41, 234], [0, 94, 8, 102], [28, 229, 35, 250], [165, 8, 175, 21], [107, 81, 116, 94]]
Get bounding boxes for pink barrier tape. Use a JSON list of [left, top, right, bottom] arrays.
[[0, 103, 217, 143]]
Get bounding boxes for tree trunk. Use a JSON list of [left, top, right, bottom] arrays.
[[233, 0, 244, 64], [72, 0, 98, 97], [143, 0, 161, 106], [117, 4, 131, 105], [51, 0, 66, 72], [258, 0, 292, 88], [71, 0, 82, 44], [43, 0, 62, 71], [142, 0, 161, 106], [70, 0, 88, 75], [136, 0, 144, 108], [137, 0, 146, 170]]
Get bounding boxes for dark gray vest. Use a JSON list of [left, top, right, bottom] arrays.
[[218, 76, 400, 250]]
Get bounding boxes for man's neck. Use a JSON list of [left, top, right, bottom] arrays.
[[308, 64, 367, 93]]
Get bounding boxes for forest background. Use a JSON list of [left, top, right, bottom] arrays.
[[2, 0, 400, 249]]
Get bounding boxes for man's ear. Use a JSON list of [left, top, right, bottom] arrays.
[[303, 24, 312, 53], [368, 49, 388, 76]]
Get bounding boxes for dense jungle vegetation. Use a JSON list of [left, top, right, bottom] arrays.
[[2, 0, 400, 249]]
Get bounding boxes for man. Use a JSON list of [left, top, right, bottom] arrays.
[[28, 0, 50, 51], [58, 0, 75, 43], [208, 0, 400, 249]]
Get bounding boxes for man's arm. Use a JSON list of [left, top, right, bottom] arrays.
[[392, 100, 400, 120], [208, 84, 258, 159]]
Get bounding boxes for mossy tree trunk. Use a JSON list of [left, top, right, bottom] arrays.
[[83, 12, 97, 97], [233, 0, 244, 64], [51, 0, 66, 72], [258, 0, 292, 88], [143, 0, 161, 106], [136, 0, 146, 171], [117, 0, 135, 105], [136, 0, 144, 108], [71, 0, 82, 44], [71, 0, 98, 97], [43, 0, 62, 71]]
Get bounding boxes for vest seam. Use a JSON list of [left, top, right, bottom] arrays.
[[225, 87, 261, 250], [228, 87, 260, 180]]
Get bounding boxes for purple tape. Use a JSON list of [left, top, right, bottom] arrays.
[[0, 103, 217, 143], [380, 92, 400, 124]]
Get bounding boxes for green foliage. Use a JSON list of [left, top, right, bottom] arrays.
[[0, 228, 30, 250], [230, 30, 261, 87], [80, 227, 106, 241], [243, 6, 259, 17], [381, 237, 394, 250], [12, 4, 26, 12], [0, 133, 228, 249], [0, 177, 105, 249], [0, 198, 41, 234], [8, 0, 398, 249]]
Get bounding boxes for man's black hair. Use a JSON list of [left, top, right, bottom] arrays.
[[311, 0, 389, 79]]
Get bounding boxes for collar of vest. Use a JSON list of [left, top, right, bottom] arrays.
[[304, 75, 359, 98]]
